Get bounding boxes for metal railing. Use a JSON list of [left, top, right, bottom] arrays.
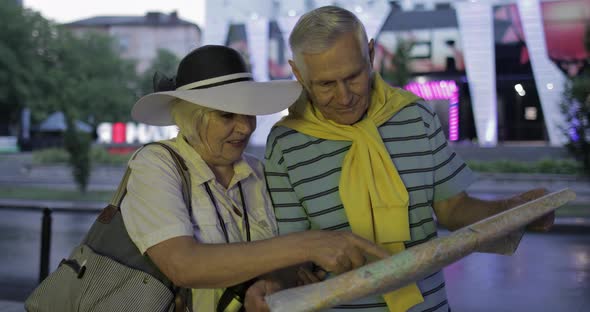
[[0, 201, 103, 283]]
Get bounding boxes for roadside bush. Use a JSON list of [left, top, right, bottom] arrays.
[[535, 159, 581, 174], [32, 148, 583, 175], [32, 148, 69, 164], [560, 23, 590, 176], [467, 159, 583, 175], [90, 147, 132, 165], [63, 125, 92, 192], [33, 146, 131, 165]]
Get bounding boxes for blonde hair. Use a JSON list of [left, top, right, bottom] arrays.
[[170, 99, 213, 145]]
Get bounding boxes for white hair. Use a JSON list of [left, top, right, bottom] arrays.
[[170, 99, 213, 146], [289, 6, 370, 79]]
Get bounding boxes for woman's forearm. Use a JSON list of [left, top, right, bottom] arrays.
[[148, 232, 312, 289], [148, 228, 390, 289]]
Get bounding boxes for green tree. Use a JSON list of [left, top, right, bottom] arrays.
[[0, 2, 137, 126], [381, 38, 414, 87], [39, 30, 137, 191], [0, 1, 56, 126], [137, 49, 179, 97], [35, 29, 138, 123], [1, 1, 139, 191], [561, 23, 590, 176]]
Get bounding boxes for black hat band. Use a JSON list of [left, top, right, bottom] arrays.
[[176, 73, 253, 91]]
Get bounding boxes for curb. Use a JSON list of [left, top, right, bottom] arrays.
[[0, 300, 24, 312], [550, 217, 590, 233]]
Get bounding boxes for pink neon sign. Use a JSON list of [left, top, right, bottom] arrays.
[[404, 80, 460, 141]]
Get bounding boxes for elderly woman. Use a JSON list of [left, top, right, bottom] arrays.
[[126, 45, 388, 311]]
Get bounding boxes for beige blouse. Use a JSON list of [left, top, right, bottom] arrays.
[[121, 135, 277, 311]]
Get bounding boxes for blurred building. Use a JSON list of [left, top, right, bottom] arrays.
[[65, 11, 201, 73], [200, 0, 588, 148]]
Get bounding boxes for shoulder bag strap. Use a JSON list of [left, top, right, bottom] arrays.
[[143, 142, 193, 218], [109, 142, 194, 311], [110, 142, 193, 218]]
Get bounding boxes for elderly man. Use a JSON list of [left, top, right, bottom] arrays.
[[249, 5, 552, 312]]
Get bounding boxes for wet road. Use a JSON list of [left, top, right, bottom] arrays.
[[0, 208, 588, 312], [444, 231, 590, 312]]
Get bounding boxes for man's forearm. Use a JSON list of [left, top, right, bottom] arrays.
[[435, 192, 516, 231], [454, 195, 515, 230], [434, 189, 550, 232]]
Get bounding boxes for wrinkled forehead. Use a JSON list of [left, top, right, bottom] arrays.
[[300, 36, 369, 82]]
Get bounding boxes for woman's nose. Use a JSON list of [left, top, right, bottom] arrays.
[[235, 115, 256, 134]]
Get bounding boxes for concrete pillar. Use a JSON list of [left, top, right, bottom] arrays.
[[517, 0, 567, 146], [456, 2, 498, 146], [246, 17, 270, 82]]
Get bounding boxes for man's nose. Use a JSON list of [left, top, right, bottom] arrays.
[[336, 81, 353, 106]]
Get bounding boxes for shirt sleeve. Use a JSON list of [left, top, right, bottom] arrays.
[[264, 127, 310, 235], [246, 154, 279, 237], [121, 145, 193, 254], [419, 102, 476, 202]]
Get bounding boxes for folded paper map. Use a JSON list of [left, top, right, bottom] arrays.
[[266, 189, 576, 312]]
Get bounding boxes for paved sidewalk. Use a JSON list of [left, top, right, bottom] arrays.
[[0, 300, 22, 312]]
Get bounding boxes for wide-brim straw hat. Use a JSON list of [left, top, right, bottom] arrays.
[[132, 45, 302, 126]]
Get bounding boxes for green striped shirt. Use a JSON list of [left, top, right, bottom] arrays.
[[264, 102, 475, 312]]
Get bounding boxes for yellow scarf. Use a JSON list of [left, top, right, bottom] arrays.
[[276, 73, 424, 312]]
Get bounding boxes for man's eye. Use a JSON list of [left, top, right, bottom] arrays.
[[316, 82, 334, 90], [220, 113, 235, 119], [348, 71, 364, 83]]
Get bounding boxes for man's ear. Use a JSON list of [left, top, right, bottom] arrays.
[[368, 39, 375, 68], [288, 60, 305, 85]]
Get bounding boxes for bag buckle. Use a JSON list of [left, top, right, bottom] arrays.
[[59, 258, 87, 279]]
